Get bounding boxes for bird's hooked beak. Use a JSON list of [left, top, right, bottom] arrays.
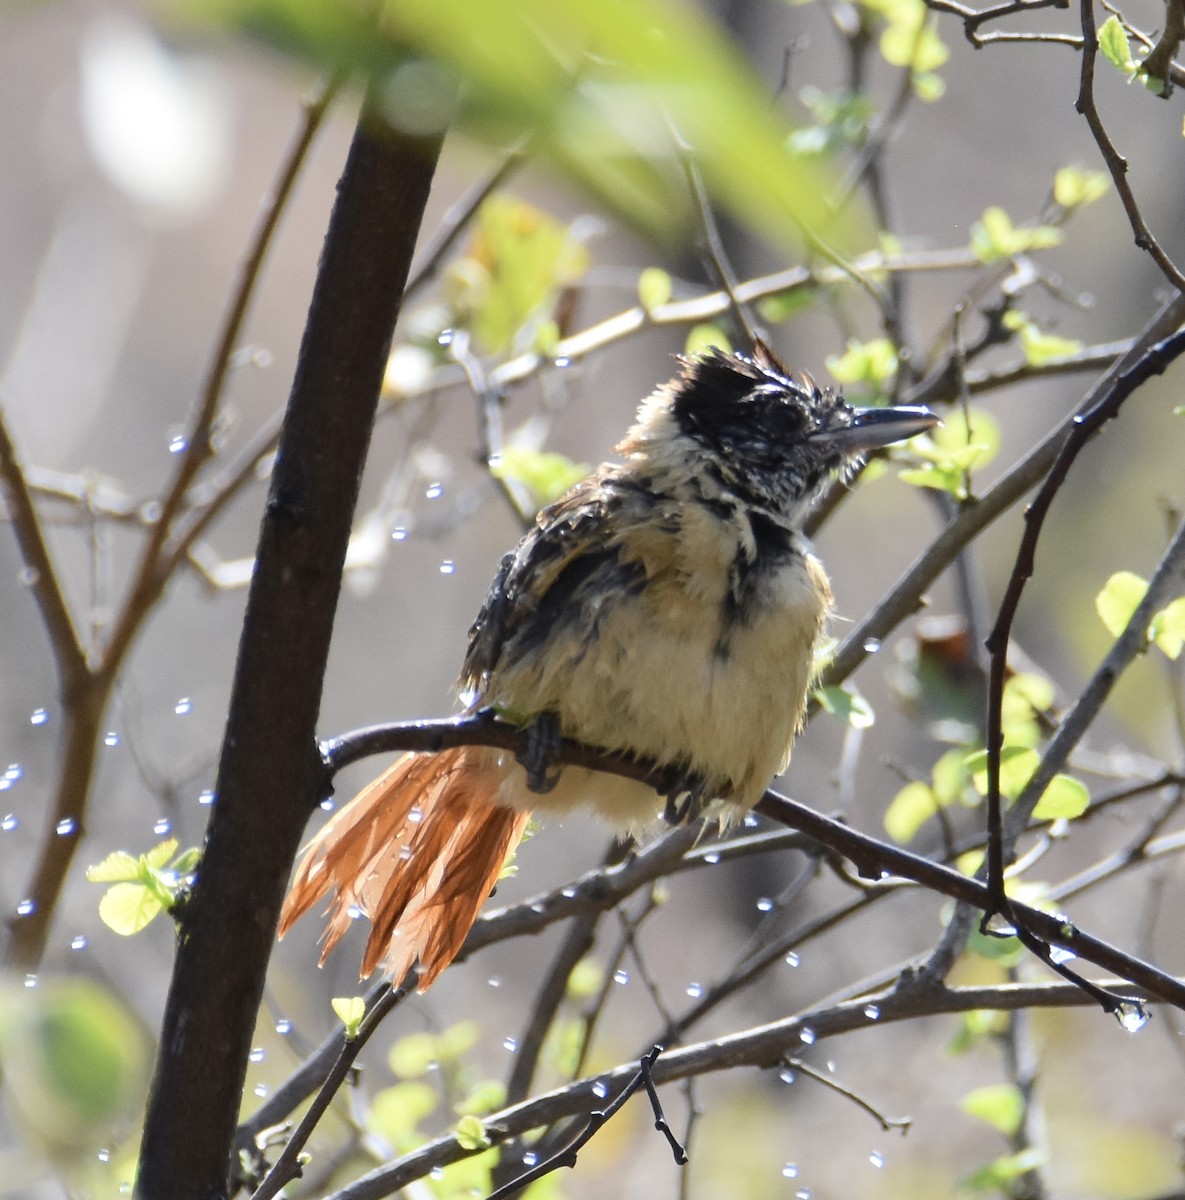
[[813, 404, 939, 454]]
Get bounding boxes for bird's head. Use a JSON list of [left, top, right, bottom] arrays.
[[621, 344, 937, 521]]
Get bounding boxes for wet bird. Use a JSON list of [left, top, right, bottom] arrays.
[[279, 345, 936, 988]]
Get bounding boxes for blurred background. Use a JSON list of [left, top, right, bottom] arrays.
[[1, 1, 1184, 1197]]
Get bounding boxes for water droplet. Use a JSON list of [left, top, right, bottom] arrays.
[[864, 1003, 881, 1020], [487, 977, 502, 989], [796, 1188, 812, 1199], [55, 818, 77, 836], [743, 813, 759, 828], [561, 886, 577, 898], [530, 901, 546, 914], [174, 697, 193, 716], [407, 808, 424, 825], [982, 912, 1017, 938], [70, 934, 89, 951], [30, 708, 49, 726], [784, 952, 800, 967], [399, 845, 413, 860], [153, 818, 172, 836], [1049, 944, 1077, 965], [782, 1163, 799, 1179], [23, 973, 38, 988], [16, 898, 36, 916], [254, 1083, 269, 1098], [425, 482, 444, 500], [1116, 1001, 1149, 1033], [553, 356, 573, 369], [0, 779, 11, 792], [502, 1036, 518, 1052], [275, 1018, 292, 1035], [391, 526, 409, 542], [798, 1026, 816, 1045], [6, 764, 23, 782], [97, 1148, 111, 1164], [685, 982, 704, 998], [439, 560, 456, 575], [862, 637, 882, 654], [1, 814, 18, 832], [613, 970, 630, 986], [430, 1167, 445, 1181], [522, 1151, 538, 1167], [168, 433, 188, 454], [703, 851, 721, 865], [18, 565, 39, 587], [104, 731, 121, 747], [346, 905, 364, 920], [437, 329, 454, 347], [591, 1080, 609, 1099], [248, 1047, 266, 1063], [756, 897, 774, 912], [319, 797, 335, 811], [869, 1151, 885, 1168], [198, 789, 216, 806], [778, 1067, 796, 1084]]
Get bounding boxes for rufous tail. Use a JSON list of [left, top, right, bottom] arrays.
[[278, 745, 530, 990]]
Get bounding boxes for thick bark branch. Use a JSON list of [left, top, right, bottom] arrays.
[[135, 110, 443, 1200]]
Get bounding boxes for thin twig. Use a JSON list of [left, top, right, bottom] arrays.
[[1074, 0, 1185, 292], [982, 327, 1185, 921], [483, 1047, 684, 1200], [251, 986, 406, 1200]]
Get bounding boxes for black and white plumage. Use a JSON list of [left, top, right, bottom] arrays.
[[281, 345, 936, 986]]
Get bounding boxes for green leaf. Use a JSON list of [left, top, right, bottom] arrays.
[[899, 405, 999, 499], [1150, 596, 1185, 659], [445, 194, 589, 355], [143, 837, 179, 870], [880, 17, 949, 73], [971, 206, 1063, 263], [884, 780, 939, 844], [1017, 323, 1082, 367], [455, 1079, 507, 1117], [637, 266, 673, 312], [825, 337, 898, 389], [567, 957, 603, 998], [492, 445, 589, 511], [455, 1113, 492, 1151], [756, 288, 816, 324], [966, 745, 1038, 801], [814, 685, 875, 729], [1096, 570, 1148, 637], [1031, 773, 1089, 820], [1053, 166, 1109, 208], [332, 996, 367, 1040], [948, 1008, 1009, 1055], [962, 1082, 1024, 1136], [85, 851, 141, 884], [98, 882, 164, 936], [961, 1147, 1048, 1192], [684, 323, 732, 356], [0, 977, 147, 1152], [1098, 15, 1136, 73], [368, 1081, 439, 1147]]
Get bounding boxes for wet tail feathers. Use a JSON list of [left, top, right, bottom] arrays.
[[278, 745, 530, 990]]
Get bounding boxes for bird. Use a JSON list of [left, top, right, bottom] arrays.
[[278, 344, 936, 989]]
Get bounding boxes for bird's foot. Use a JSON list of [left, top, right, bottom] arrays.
[[518, 712, 564, 794], [662, 772, 710, 826]]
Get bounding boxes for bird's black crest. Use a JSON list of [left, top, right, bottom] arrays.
[[668, 345, 854, 474]]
